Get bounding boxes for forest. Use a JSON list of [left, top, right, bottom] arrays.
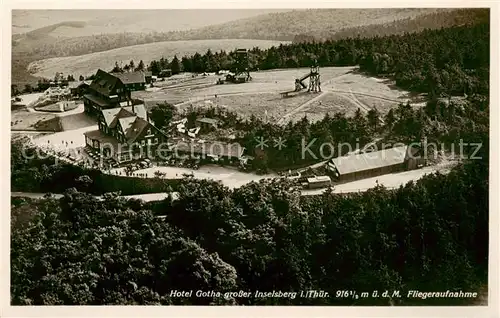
[[11, 19, 490, 305]]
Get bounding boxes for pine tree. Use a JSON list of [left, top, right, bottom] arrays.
[[367, 108, 380, 132], [111, 61, 123, 73], [171, 55, 181, 74], [136, 60, 145, 72]]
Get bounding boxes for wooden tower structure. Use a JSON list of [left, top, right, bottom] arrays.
[[308, 65, 321, 93]]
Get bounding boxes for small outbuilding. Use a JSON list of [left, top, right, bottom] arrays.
[[196, 117, 220, 131], [306, 176, 332, 189], [159, 69, 172, 78]]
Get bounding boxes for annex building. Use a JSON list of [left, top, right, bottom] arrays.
[[326, 145, 424, 182], [83, 69, 146, 115], [84, 104, 168, 164]]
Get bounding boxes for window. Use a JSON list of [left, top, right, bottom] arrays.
[[141, 140, 146, 146], [147, 128, 152, 135], [153, 138, 159, 144]]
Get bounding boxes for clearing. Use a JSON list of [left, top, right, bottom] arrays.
[[134, 66, 417, 123], [284, 92, 360, 123], [180, 92, 318, 122]]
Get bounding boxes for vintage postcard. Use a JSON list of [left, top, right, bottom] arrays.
[[2, 1, 498, 317]]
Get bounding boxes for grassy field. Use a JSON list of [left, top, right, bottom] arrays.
[[326, 73, 412, 101], [133, 67, 354, 106], [27, 39, 287, 78], [181, 92, 317, 122], [353, 94, 402, 114], [132, 66, 415, 123], [286, 92, 361, 123]]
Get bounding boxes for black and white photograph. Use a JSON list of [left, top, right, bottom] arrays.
[[2, 2, 499, 316]]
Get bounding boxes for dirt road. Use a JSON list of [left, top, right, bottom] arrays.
[[277, 91, 326, 125], [301, 161, 456, 196]]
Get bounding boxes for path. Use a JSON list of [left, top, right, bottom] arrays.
[[301, 161, 456, 196], [12, 161, 455, 203], [277, 91, 326, 125], [330, 89, 407, 104], [345, 88, 372, 114], [110, 164, 276, 190]]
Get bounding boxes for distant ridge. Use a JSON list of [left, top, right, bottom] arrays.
[[13, 8, 440, 59], [11, 8, 489, 86]]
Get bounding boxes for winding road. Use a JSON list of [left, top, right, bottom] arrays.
[[12, 160, 455, 202]]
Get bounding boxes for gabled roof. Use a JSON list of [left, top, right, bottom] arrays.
[[123, 104, 147, 121], [100, 105, 148, 129], [68, 80, 92, 89], [126, 117, 150, 144], [98, 104, 167, 146], [196, 117, 220, 125], [111, 71, 146, 85], [109, 108, 136, 129], [331, 146, 408, 175], [90, 69, 121, 97], [118, 117, 136, 135], [101, 107, 131, 128]]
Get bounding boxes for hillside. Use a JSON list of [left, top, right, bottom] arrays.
[[11, 8, 486, 86], [12, 9, 289, 36], [328, 8, 490, 40], [27, 39, 288, 79], [13, 8, 440, 60], [193, 8, 442, 41]]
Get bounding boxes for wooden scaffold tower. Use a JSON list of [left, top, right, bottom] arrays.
[[308, 65, 321, 93]]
